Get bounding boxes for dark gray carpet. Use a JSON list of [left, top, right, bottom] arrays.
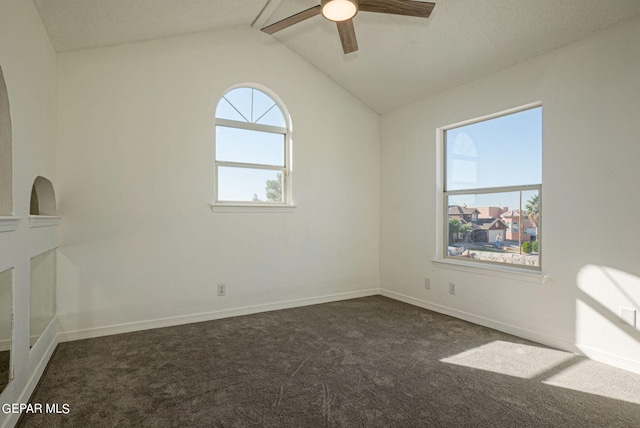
[[18, 296, 640, 427]]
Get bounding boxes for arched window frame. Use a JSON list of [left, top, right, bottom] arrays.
[[212, 84, 294, 211]]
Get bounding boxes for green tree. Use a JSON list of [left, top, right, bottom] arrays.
[[448, 219, 471, 245], [265, 172, 282, 202], [252, 173, 283, 202], [525, 194, 540, 236]]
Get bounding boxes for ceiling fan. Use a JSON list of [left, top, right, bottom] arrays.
[[261, 0, 436, 54]]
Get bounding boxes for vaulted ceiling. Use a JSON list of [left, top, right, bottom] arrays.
[[33, 0, 640, 113]]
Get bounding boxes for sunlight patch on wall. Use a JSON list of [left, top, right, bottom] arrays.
[[576, 265, 640, 346], [577, 265, 640, 308]]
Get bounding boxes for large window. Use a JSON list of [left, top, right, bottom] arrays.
[[214, 86, 291, 205], [441, 104, 542, 270]]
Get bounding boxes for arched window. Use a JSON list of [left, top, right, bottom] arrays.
[[214, 86, 292, 206], [0, 66, 12, 216]]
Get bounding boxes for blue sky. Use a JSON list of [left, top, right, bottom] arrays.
[[446, 106, 542, 210], [216, 91, 542, 205], [215, 88, 286, 202]]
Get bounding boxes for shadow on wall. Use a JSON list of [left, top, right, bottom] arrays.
[[576, 265, 640, 350], [30, 176, 57, 216]]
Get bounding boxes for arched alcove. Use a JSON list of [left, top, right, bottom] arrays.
[[0, 66, 13, 216], [30, 176, 57, 216]]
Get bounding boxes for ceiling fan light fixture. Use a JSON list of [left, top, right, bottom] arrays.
[[321, 0, 358, 22]]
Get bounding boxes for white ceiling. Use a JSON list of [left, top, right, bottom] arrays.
[[33, 0, 640, 114]]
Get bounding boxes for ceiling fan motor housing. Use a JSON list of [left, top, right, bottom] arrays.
[[261, 0, 435, 54], [321, 0, 359, 22]]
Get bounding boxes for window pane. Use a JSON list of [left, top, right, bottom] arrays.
[[215, 88, 285, 127], [446, 189, 540, 268], [216, 126, 284, 166], [218, 87, 252, 122], [215, 97, 247, 122], [255, 106, 285, 128], [253, 89, 285, 127], [446, 107, 541, 191], [218, 167, 283, 202]]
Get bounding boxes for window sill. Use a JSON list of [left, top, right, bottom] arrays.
[[210, 203, 296, 213], [0, 216, 20, 233], [432, 258, 548, 284], [29, 215, 61, 228]]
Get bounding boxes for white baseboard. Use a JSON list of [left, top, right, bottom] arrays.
[[55, 287, 640, 376], [380, 288, 640, 375], [58, 288, 380, 343], [576, 344, 640, 375]]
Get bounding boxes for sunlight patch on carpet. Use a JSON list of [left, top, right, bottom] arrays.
[[440, 340, 574, 379], [543, 359, 640, 405]]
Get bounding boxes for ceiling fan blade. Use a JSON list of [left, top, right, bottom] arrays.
[[261, 5, 322, 34], [336, 20, 358, 54], [359, 0, 435, 18]]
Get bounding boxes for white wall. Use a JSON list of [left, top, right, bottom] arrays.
[[0, 0, 58, 426], [56, 27, 380, 338], [380, 17, 640, 373]]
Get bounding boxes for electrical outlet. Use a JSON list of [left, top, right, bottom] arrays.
[[424, 278, 431, 290], [448, 282, 456, 295], [217, 284, 226, 296]]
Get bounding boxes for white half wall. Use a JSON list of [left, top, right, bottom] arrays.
[[0, 0, 58, 426], [56, 27, 380, 336], [380, 17, 640, 373]]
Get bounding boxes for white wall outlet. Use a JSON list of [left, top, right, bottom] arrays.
[[217, 284, 226, 296], [424, 278, 431, 290], [448, 282, 456, 295], [619, 307, 636, 327]]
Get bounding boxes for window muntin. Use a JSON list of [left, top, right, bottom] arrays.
[[214, 86, 291, 205], [443, 105, 542, 270]]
